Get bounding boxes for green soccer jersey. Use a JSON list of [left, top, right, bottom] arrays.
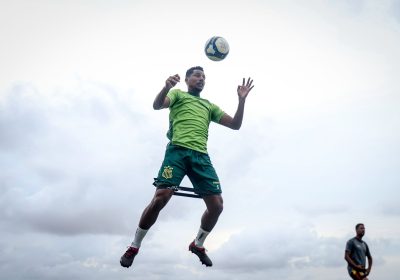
[[166, 89, 225, 154]]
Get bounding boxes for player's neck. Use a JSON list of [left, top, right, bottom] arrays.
[[188, 89, 201, 97]]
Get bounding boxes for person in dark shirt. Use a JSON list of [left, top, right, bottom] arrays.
[[345, 223, 373, 280]]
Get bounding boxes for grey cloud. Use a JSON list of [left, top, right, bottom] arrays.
[[212, 226, 347, 273], [391, 0, 400, 23], [293, 204, 349, 217], [1, 0, 400, 279], [0, 83, 49, 151], [0, 81, 165, 236], [211, 226, 395, 277], [380, 201, 400, 216]]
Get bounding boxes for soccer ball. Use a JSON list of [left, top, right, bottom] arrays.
[[204, 36, 230, 61]]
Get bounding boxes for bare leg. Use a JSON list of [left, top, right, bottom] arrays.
[[138, 188, 174, 230], [200, 194, 223, 232], [120, 188, 174, 268]]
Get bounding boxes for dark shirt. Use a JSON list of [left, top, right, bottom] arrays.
[[345, 237, 371, 273]]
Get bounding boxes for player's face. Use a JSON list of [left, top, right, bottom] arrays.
[[356, 225, 365, 237], [186, 70, 205, 92]]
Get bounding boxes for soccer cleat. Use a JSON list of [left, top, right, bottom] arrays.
[[120, 246, 139, 268], [189, 241, 213, 267]]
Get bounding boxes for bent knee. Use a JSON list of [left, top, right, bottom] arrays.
[[150, 192, 172, 211], [149, 197, 167, 212], [209, 203, 223, 215], [217, 203, 224, 214]]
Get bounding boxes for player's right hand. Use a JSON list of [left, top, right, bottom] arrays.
[[165, 74, 180, 90]]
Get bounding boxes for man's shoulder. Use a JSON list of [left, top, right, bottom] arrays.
[[346, 237, 357, 246], [169, 89, 199, 101], [348, 237, 369, 248], [168, 88, 186, 95], [348, 237, 363, 244], [168, 89, 188, 106], [170, 89, 220, 108]]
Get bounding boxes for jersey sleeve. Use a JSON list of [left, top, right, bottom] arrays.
[[345, 239, 353, 252], [167, 89, 181, 107], [210, 103, 225, 123]]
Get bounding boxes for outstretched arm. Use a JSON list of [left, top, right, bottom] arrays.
[[153, 74, 180, 110], [219, 77, 254, 130]]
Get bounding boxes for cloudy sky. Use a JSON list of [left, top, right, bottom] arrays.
[[1, 0, 399, 279]]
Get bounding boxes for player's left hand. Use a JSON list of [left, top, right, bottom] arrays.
[[237, 77, 254, 99]]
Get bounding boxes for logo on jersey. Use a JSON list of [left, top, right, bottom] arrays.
[[213, 181, 221, 190], [162, 166, 173, 179]]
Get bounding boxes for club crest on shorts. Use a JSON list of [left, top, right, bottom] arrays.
[[162, 166, 173, 179]]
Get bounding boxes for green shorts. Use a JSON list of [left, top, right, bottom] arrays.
[[154, 144, 222, 196]]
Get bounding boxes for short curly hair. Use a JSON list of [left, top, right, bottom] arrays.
[[355, 223, 364, 230], [185, 66, 204, 78]]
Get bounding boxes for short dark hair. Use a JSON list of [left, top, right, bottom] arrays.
[[355, 223, 364, 230], [185, 66, 204, 78]]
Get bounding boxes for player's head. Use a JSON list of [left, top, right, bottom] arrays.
[[185, 66, 205, 94], [355, 223, 365, 237]]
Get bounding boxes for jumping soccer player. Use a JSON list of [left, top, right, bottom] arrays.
[[345, 223, 373, 280], [120, 66, 254, 268]]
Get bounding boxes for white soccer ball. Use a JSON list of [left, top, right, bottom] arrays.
[[204, 36, 230, 61]]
